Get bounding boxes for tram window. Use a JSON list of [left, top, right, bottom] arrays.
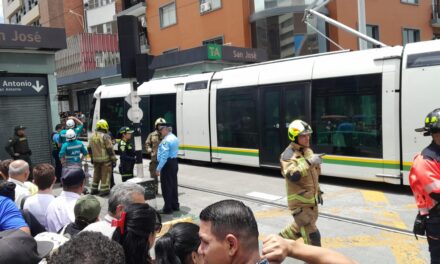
[[150, 94, 177, 133], [185, 81, 208, 91], [217, 88, 259, 149], [407, 51, 440, 68], [100, 98, 126, 138], [311, 74, 382, 158]]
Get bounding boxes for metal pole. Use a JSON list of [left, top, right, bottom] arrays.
[[130, 79, 144, 178], [306, 8, 387, 47], [357, 0, 367, 50]]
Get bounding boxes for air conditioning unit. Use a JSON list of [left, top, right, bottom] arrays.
[[200, 2, 211, 13]]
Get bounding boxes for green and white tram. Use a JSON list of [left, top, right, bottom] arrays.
[[91, 40, 440, 185]]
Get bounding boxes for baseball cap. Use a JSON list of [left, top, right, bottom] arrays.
[[61, 168, 85, 186], [0, 229, 53, 264], [14, 125, 26, 131], [74, 194, 101, 223], [119, 126, 134, 135]]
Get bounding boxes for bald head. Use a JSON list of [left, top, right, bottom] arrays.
[[9, 160, 30, 182]]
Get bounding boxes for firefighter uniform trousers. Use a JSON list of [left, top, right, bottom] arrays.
[[92, 161, 112, 193], [161, 158, 179, 211], [145, 130, 162, 192], [280, 206, 320, 245]]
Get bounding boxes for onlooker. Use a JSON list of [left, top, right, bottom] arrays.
[[51, 124, 63, 182], [0, 159, 13, 180], [0, 180, 15, 200], [198, 199, 261, 264], [8, 160, 37, 208], [82, 182, 145, 238], [262, 235, 357, 264], [112, 203, 162, 264], [46, 168, 85, 232], [0, 229, 53, 264], [0, 195, 30, 234], [23, 164, 56, 229], [60, 194, 101, 237], [155, 222, 202, 264], [48, 231, 125, 264]]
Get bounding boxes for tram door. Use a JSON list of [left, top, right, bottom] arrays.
[[260, 82, 311, 166]]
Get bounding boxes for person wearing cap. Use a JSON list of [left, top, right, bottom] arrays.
[[46, 168, 85, 233], [145, 117, 167, 194], [118, 127, 136, 182], [5, 125, 33, 179], [156, 123, 180, 214], [51, 124, 64, 182], [59, 129, 88, 170], [59, 116, 84, 145], [60, 194, 101, 237], [410, 108, 440, 264], [0, 229, 53, 264]]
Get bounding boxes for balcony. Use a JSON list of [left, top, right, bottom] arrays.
[[20, 5, 39, 26], [117, 1, 146, 17], [4, 0, 23, 19], [433, 3, 440, 27]]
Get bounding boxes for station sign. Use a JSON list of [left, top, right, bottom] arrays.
[[207, 44, 267, 63], [0, 76, 48, 96], [0, 24, 66, 50]]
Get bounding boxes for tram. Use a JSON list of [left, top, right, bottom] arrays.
[[90, 40, 440, 185]]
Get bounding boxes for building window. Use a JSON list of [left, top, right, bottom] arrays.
[[160, 2, 177, 28], [217, 88, 259, 149], [366, 25, 380, 49], [311, 74, 383, 158], [403, 28, 420, 45], [202, 36, 224, 46], [200, 0, 221, 14], [88, 0, 115, 10], [401, 0, 418, 4]]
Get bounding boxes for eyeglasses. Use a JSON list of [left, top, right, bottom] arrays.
[[155, 223, 162, 233]]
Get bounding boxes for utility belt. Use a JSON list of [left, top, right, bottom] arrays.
[[413, 203, 440, 239]]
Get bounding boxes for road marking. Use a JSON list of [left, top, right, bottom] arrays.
[[362, 190, 388, 204], [247, 192, 283, 201]]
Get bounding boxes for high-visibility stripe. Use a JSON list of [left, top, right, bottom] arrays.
[[287, 194, 316, 204], [300, 226, 309, 244], [66, 145, 82, 150], [180, 145, 259, 157], [424, 180, 440, 193]]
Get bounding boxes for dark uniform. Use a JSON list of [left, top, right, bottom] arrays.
[[51, 129, 62, 181], [118, 140, 135, 182], [5, 126, 32, 178]]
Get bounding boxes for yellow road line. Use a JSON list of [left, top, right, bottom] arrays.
[[362, 190, 389, 204]]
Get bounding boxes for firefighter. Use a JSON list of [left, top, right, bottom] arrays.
[[410, 108, 440, 264], [88, 119, 116, 196], [145, 117, 166, 194], [117, 127, 135, 182], [279, 120, 324, 246], [59, 116, 84, 145], [5, 125, 33, 179]]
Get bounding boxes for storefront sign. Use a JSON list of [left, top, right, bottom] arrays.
[[0, 76, 48, 96], [222, 46, 267, 63], [0, 24, 66, 50]]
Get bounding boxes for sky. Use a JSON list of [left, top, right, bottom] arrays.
[[0, 1, 3, 23]]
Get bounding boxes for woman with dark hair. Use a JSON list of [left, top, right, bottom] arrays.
[[111, 203, 162, 264], [155, 222, 202, 264]]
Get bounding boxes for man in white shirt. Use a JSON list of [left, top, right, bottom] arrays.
[[82, 182, 145, 238], [8, 160, 35, 208], [23, 164, 56, 229], [46, 168, 85, 232]]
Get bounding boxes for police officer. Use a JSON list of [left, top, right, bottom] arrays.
[[279, 120, 323, 246], [410, 108, 440, 264], [59, 129, 88, 170], [59, 116, 84, 145], [145, 117, 166, 194], [5, 125, 33, 179], [88, 119, 116, 196], [156, 123, 180, 214], [51, 124, 63, 182], [117, 127, 135, 182]]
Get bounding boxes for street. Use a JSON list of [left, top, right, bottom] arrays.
[[53, 159, 429, 264]]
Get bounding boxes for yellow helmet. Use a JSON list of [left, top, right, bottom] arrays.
[[96, 119, 109, 132], [154, 117, 166, 129], [288, 120, 313, 142]]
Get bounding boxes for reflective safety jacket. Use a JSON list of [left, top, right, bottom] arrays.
[[409, 142, 440, 215], [145, 130, 162, 162], [59, 140, 88, 164], [280, 142, 321, 210], [88, 131, 116, 163], [118, 140, 135, 163], [59, 125, 84, 145]]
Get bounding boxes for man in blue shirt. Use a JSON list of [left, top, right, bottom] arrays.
[[51, 124, 63, 182], [156, 123, 180, 214], [59, 129, 88, 169], [0, 195, 29, 234], [59, 116, 84, 145]]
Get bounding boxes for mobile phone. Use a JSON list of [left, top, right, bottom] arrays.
[[257, 259, 270, 264]]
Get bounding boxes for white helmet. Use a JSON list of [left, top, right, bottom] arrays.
[[66, 129, 76, 141], [66, 119, 75, 129]]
